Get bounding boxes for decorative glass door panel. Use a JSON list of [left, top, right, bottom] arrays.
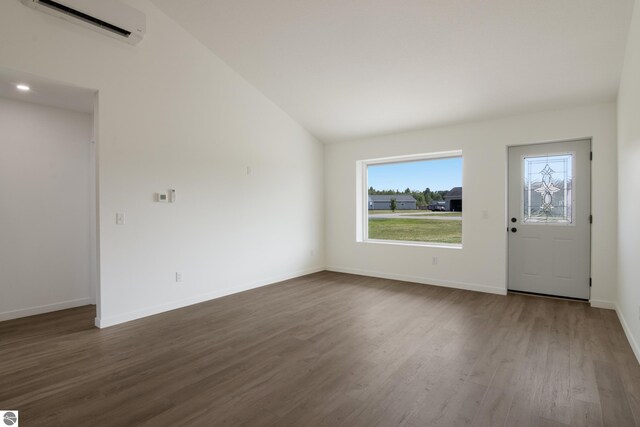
[[522, 154, 574, 224]]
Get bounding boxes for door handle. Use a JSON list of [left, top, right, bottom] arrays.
[[511, 227, 517, 233]]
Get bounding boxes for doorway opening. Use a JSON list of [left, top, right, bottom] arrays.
[[0, 67, 100, 323]]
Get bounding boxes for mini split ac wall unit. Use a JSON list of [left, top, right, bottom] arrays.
[[21, 0, 146, 45]]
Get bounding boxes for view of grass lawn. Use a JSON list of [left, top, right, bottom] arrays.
[[367, 209, 422, 214], [398, 212, 461, 217], [368, 218, 462, 244]]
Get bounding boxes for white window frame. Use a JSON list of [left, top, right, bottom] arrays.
[[356, 150, 463, 249]]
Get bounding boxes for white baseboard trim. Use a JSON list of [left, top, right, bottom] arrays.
[[589, 299, 617, 310], [0, 297, 94, 322], [615, 303, 640, 365], [95, 266, 324, 328], [326, 266, 507, 296]]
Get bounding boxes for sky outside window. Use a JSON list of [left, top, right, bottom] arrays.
[[368, 157, 463, 191]]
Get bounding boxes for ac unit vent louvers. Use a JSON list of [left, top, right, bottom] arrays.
[[37, 0, 131, 37], [21, 0, 146, 45]]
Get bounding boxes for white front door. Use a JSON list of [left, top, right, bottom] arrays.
[[508, 139, 591, 299]]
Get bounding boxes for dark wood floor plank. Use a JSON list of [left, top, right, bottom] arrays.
[[571, 399, 604, 427], [0, 271, 638, 426]]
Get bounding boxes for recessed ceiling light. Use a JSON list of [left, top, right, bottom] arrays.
[[16, 84, 30, 91]]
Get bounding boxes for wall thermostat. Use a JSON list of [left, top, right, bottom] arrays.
[[155, 190, 176, 203]]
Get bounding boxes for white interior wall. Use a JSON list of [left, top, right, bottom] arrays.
[[617, 0, 640, 361], [0, 97, 94, 321], [325, 103, 618, 305], [0, 0, 324, 327]]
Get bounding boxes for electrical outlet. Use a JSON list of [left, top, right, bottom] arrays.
[[116, 212, 125, 225], [176, 272, 183, 283], [432, 256, 438, 265]]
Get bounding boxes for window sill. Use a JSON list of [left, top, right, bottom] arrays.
[[362, 239, 462, 249]]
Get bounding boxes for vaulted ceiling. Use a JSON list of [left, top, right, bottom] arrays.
[[151, 0, 635, 143]]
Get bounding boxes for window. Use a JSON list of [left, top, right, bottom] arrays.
[[522, 153, 574, 224], [358, 152, 463, 247]]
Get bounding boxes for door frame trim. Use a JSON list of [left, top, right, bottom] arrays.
[[505, 137, 593, 299]]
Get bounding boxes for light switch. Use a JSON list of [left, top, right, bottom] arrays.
[[116, 212, 125, 225]]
